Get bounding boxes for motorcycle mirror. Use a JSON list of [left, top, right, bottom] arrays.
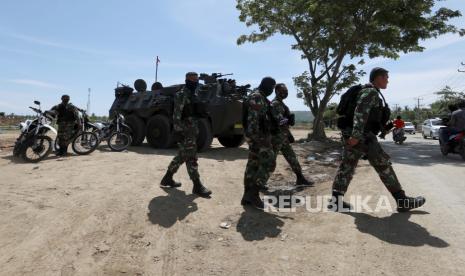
[[34, 100, 41, 105]]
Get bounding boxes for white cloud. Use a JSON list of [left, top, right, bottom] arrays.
[[7, 79, 63, 89], [361, 34, 465, 69], [1, 31, 110, 56], [381, 68, 465, 106]]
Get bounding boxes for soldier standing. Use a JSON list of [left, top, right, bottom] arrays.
[[51, 95, 80, 156], [160, 72, 212, 198], [269, 83, 313, 187], [331, 67, 425, 212], [241, 77, 277, 209]]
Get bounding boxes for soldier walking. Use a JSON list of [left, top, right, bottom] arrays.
[[160, 72, 212, 198], [269, 83, 313, 187], [330, 67, 425, 212], [241, 77, 277, 209], [51, 95, 80, 156]]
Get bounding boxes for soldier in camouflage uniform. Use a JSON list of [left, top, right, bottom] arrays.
[[241, 77, 277, 209], [51, 95, 79, 156], [269, 83, 313, 188], [330, 68, 425, 212], [160, 72, 212, 198]]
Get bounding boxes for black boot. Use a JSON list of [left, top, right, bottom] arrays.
[[56, 146, 66, 156], [392, 190, 426, 212], [192, 179, 212, 197], [55, 147, 63, 156], [257, 183, 268, 192], [295, 172, 314, 187], [62, 146, 68, 156], [241, 186, 264, 209], [160, 171, 182, 188], [328, 190, 352, 212]]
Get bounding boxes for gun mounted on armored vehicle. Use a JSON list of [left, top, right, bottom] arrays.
[[109, 73, 250, 151]]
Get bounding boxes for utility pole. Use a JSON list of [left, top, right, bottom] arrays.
[[87, 88, 91, 114], [414, 97, 423, 122], [155, 56, 160, 82]]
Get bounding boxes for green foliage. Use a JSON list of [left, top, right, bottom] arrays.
[[89, 114, 108, 122], [236, 0, 464, 140], [430, 86, 465, 116]]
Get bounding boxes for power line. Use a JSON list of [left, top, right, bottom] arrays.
[[458, 62, 465, 73]]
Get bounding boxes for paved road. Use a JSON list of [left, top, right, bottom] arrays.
[[351, 132, 465, 275]]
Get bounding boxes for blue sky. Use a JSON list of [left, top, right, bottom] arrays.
[[1, 0, 465, 115]]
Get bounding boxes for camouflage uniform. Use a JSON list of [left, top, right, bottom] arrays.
[[167, 86, 200, 182], [52, 103, 79, 149], [244, 90, 276, 190], [57, 121, 76, 148], [332, 86, 402, 194], [269, 98, 302, 175]]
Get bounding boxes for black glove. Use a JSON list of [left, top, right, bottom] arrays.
[[385, 121, 394, 131], [172, 130, 183, 142], [288, 133, 295, 143], [378, 132, 386, 139], [288, 114, 295, 126]]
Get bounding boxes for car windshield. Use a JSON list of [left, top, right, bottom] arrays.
[[432, 120, 443, 126], [405, 122, 413, 126]]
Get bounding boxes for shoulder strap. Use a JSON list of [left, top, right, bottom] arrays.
[[376, 91, 389, 108]]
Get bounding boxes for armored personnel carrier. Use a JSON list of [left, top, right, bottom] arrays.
[[109, 73, 251, 151]]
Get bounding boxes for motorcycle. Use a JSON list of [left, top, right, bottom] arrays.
[[91, 112, 132, 152], [392, 128, 407, 144], [439, 127, 465, 160], [54, 108, 99, 155], [13, 101, 57, 162]]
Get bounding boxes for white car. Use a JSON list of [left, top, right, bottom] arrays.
[[404, 121, 415, 134], [422, 118, 446, 139]]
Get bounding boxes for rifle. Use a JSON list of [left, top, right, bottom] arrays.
[[199, 73, 233, 84]]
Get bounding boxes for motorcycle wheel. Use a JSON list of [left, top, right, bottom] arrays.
[[108, 131, 132, 152], [72, 131, 98, 155], [22, 135, 52, 163], [54, 138, 60, 152]]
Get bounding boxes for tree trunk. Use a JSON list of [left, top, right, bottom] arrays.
[[308, 104, 328, 141]]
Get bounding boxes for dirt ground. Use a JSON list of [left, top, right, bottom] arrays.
[[1, 129, 464, 275]]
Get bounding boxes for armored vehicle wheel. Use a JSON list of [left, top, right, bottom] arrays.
[[197, 118, 213, 152], [146, 114, 173, 149], [218, 135, 245, 148], [125, 114, 146, 146]]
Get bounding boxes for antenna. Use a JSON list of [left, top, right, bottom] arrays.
[[87, 88, 91, 114]]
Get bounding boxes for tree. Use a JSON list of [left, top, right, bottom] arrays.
[[236, 0, 464, 140], [430, 86, 465, 116]]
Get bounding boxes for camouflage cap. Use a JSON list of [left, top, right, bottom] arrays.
[[275, 83, 287, 91], [185, 72, 198, 78]]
